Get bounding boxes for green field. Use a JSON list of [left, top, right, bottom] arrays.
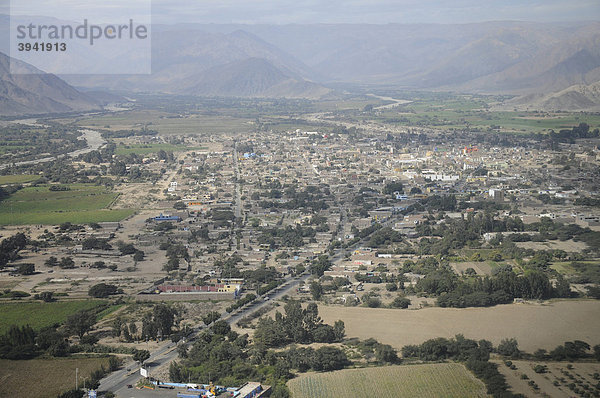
[[372, 94, 600, 133], [115, 143, 207, 155], [0, 357, 110, 398], [0, 184, 136, 225], [0, 174, 40, 185], [287, 363, 487, 398], [0, 300, 108, 334], [76, 110, 253, 134]]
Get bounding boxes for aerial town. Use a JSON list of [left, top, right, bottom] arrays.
[[1, 2, 600, 398]]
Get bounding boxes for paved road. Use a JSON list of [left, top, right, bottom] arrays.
[[99, 204, 400, 397], [98, 269, 311, 396], [232, 143, 242, 219]]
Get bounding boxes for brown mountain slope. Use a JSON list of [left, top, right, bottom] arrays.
[[0, 52, 99, 116]]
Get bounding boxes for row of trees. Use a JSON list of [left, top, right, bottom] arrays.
[[422, 269, 571, 308]]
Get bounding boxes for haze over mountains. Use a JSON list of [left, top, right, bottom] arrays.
[[2, 18, 600, 113]]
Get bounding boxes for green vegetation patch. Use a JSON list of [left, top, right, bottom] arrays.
[[0, 357, 110, 398], [371, 93, 600, 133], [0, 300, 107, 334], [0, 174, 40, 185], [94, 303, 124, 321], [78, 110, 252, 134], [288, 363, 487, 398], [115, 143, 207, 155], [0, 183, 135, 225]]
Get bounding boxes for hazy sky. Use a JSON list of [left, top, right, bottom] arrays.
[[2, 0, 599, 24]]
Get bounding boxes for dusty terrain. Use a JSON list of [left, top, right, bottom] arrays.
[[319, 300, 600, 352]]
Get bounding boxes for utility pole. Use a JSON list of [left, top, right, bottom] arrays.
[[75, 367, 78, 390]]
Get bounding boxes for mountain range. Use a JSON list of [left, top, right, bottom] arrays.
[[2, 18, 600, 112], [0, 52, 100, 116]]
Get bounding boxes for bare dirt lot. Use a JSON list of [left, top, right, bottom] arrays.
[[319, 300, 600, 352]]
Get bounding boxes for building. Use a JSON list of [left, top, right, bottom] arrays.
[[234, 382, 271, 398]]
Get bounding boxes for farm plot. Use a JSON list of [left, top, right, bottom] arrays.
[[0, 300, 107, 334], [450, 261, 494, 276], [0, 184, 135, 225], [495, 360, 600, 398], [288, 363, 487, 398], [115, 143, 207, 155], [0, 357, 110, 398], [0, 174, 39, 185], [319, 300, 600, 352]]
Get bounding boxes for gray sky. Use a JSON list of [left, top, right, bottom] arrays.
[[2, 0, 599, 24]]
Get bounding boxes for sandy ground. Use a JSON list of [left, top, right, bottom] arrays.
[[2, 236, 167, 297], [319, 300, 600, 352], [495, 359, 600, 398]]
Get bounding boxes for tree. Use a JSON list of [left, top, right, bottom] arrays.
[[88, 283, 119, 298], [108, 356, 121, 371], [333, 320, 345, 342], [133, 250, 145, 262], [385, 282, 398, 292], [38, 291, 54, 302], [153, 304, 176, 337], [133, 349, 150, 364], [383, 181, 404, 195], [310, 255, 331, 277], [313, 346, 348, 371], [497, 338, 520, 358], [17, 263, 35, 275], [57, 389, 84, 398], [309, 281, 323, 300], [59, 257, 75, 269], [391, 296, 411, 309], [173, 201, 187, 210], [375, 344, 398, 363], [270, 383, 290, 398], [211, 320, 231, 336], [44, 256, 58, 267], [36, 326, 62, 350], [118, 243, 138, 255], [202, 311, 221, 325], [129, 322, 138, 337], [65, 311, 96, 338]]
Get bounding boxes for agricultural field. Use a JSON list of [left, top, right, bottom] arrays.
[[0, 174, 40, 185], [515, 239, 589, 252], [0, 184, 136, 225], [76, 110, 253, 135], [450, 261, 495, 276], [115, 143, 208, 155], [0, 357, 110, 398], [495, 359, 600, 398], [319, 300, 600, 352], [287, 363, 487, 398], [0, 300, 108, 334], [371, 93, 600, 133]]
